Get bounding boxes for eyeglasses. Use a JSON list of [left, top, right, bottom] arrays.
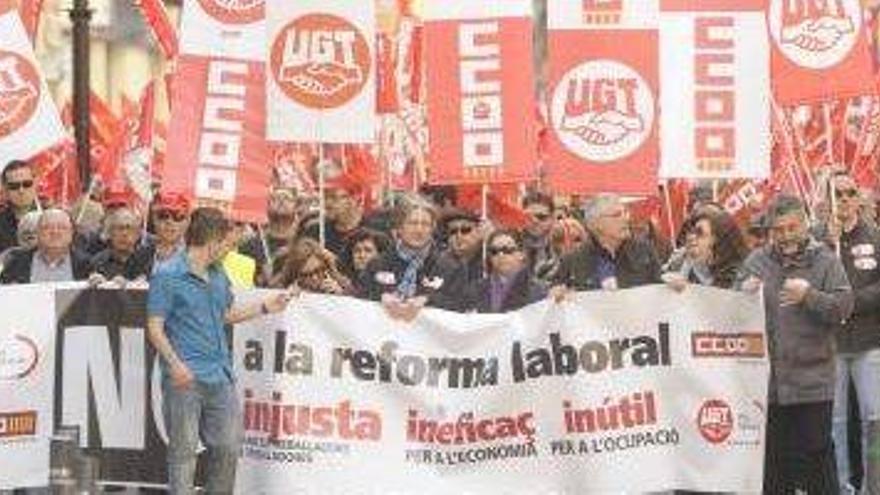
[[488, 245, 519, 256], [448, 225, 475, 237], [835, 188, 858, 199], [156, 211, 187, 222], [5, 180, 33, 191]]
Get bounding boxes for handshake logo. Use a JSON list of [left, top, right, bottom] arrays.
[[0, 51, 39, 139], [551, 59, 654, 163], [770, 0, 861, 69]]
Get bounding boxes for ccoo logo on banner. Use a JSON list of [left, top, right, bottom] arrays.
[[0, 7, 66, 165], [424, 2, 538, 185], [266, 0, 376, 144], [658, 0, 771, 180]]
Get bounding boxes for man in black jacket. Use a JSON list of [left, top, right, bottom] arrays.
[[0, 209, 91, 284], [826, 172, 880, 495], [433, 207, 484, 311], [553, 193, 661, 291], [0, 160, 39, 253]]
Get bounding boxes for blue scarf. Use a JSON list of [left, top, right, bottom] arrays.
[[395, 239, 432, 298]]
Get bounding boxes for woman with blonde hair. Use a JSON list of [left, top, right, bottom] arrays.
[[272, 237, 352, 295]]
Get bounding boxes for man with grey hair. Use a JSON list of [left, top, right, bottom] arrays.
[[553, 193, 661, 291], [89, 207, 151, 284], [737, 194, 853, 493], [0, 209, 91, 284]]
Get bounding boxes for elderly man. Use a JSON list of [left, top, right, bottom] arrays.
[[553, 193, 661, 291], [737, 195, 853, 494], [0, 209, 91, 284], [89, 207, 151, 284], [0, 160, 39, 253]]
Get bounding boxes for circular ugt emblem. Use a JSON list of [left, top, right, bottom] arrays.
[[270, 14, 372, 110], [197, 0, 265, 25], [697, 399, 734, 445], [768, 0, 862, 70], [0, 50, 40, 139], [551, 59, 655, 163]]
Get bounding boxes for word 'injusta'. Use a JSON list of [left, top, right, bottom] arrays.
[[243, 390, 382, 442]]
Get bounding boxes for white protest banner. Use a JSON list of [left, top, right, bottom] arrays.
[[0, 4, 67, 164], [234, 285, 768, 494], [178, 0, 265, 60], [0, 285, 57, 489], [266, 0, 377, 143], [659, 0, 771, 179]]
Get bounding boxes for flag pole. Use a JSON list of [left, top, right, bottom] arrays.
[[70, 0, 92, 192]]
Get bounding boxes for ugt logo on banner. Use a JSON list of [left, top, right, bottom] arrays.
[[767, 0, 875, 103], [768, 0, 860, 70], [197, 0, 264, 25], [551, 59, 655, 163], [269, 13, 372, 110], [266, 0, 376, 144], [0, 51, 40, 139]]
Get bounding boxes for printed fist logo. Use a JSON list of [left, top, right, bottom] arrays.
[[270, 14, 371, 110], [697, 399, 734, 444], [197, 0, 264, 25], [769, 0, 861, 69], [0, 51, 40, 140], [551, 60, 654, 163]]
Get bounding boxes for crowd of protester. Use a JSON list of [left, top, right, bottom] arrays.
[[2, 155, 880, 494]]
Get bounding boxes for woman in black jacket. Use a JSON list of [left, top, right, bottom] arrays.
[[465, 229, 547, 313]]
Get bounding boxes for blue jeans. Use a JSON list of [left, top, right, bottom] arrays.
[[833, 350, 880, 494], [163, 379, 241, 495]]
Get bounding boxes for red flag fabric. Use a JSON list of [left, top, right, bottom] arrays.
[[17, 0, 42, 43], [135, 0, 179, 60]]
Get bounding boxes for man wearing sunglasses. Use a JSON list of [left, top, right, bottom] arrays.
[[433, 207, 485, 311], [822, 172, 880, 495], [0, 160, 39, 253]]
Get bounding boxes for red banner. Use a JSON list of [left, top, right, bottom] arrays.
[[164, 55, 270, 223], [425, 8, 537, 185], [545, 27, 659, 194], [769, 0, 876, 103]]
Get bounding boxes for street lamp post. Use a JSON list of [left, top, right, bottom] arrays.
[[70, 0, 92, 193]]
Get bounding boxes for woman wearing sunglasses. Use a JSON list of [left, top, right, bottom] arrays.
[[662, 209, 748, 291], [464, 229, 547, 313], [272, 238, 351, 295]]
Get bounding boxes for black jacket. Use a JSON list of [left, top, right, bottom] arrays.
[[359, 245, 454, 306], [90, 245, 153, 281], [464, 269, 547, 313], [836, 221, 880, 353], [431, 249, 484, 311], [0, 248, 92, 284], [0, 206, 20, 254], [553, 234, 662, 290]]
